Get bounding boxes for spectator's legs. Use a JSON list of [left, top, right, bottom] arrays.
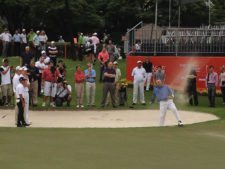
[[101, 83, 109, 106], [132, 82, 138, 104], [109, 83, 116, 107], [139, 82, 145, 103], [145, 72, 152, 91]]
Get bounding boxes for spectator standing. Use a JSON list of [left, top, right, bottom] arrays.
[[205, 65, 218, 107], [33, 30, 40, 61], [107, 39, 116, 62], [0, 58, 13, 106], [219, 66, 225, 104], [84, 63, 96, 106], [12, 30, 21, 56], [155, 79, 183, 127], [57, 60, 67, 80], [113, 61, 122, 105], [58, 35, 65, 43], [150, 65, 166, 104], [186, 67, 198, 106], [131, 60, 146, 105], [91, 33, 100, 59], [28, 60, 39, 106], [20, 29, 27, 54], [48, 41, 58, 66], [98, 46, 109, 82], [27, 29, 36, 49], [35, 56, 47, 96], [0, 28, 12, 57], [20, 68, 31, 125], [20, 46, 34, 66], [77, 33, 85, 61], [143, 57, 153, 91], [42, 61, 59, 107], [40, 50, 50, 65], [74, 65, 85, 108], [101, 62, 117, 108], [39, 30, 48, 51]]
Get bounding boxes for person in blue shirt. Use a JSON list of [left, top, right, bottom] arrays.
[[155, 79, 183, 127], [12, 30, 21, 56], [84, 63, 96, 106]]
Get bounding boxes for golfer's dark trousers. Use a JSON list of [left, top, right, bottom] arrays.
[[188, 86, 198, 106], [17, 100, 26, 126], [207, 83, 216, 107]]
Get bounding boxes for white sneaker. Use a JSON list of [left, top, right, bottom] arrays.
[[178, 121, 184, 127], [42, 102, 46, 107], [80, 105, 84, 108], [76, 105, 80, 108], [50, 102, 56, 107]]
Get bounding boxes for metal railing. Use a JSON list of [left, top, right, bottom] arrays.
[[124, 25, 225, 56]]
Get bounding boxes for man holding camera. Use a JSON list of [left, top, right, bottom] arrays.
[[42, 61, 59, 107], [55, 78, 72, 107]]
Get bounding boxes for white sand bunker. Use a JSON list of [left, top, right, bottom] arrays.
[[0, 109, 219, 128]]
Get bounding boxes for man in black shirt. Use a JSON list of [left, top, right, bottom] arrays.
[[20, 46, 34, 66], [28, 60, 40, 106], [143, 57, 153, 91], [101, 61, 116, 108], [186, 67, 198, 106]]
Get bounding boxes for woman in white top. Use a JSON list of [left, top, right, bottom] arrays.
[[219, 66, 225, 104], [39, 30, 48, 51]]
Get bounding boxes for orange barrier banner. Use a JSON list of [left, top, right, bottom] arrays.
[[126, 56, 225, 93]]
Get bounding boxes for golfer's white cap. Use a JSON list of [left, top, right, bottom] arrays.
[[137, 60, 142, 64], [16, 66, 21, 70]]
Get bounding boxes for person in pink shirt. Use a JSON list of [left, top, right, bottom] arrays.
[[74, 65, 85, 108], [98, 46, 109, 82]]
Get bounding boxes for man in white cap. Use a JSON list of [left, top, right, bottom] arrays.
[[20, 46, 34, 66], [48, 41, 58, 66], [41, 50, 50, 65], [131, 60, 146, 105]]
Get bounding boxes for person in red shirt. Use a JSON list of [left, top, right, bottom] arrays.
[[42, 61, 59, 107], [74, 64, 85, 108], [98, 46, 109, 82]]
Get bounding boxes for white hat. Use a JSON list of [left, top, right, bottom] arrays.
[[22, 66, 28, 71], [113, 61, 118, 65], [22, 29, 26, 32], [93, 32, 97, 36], [137, 60, 142, 64], [51, 41, 55, 44], [36, 30, 40, 34], [41, 50, 46, 54], [16, 66, 21, 70]]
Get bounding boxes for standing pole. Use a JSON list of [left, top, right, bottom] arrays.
[[169, 0, 171, 28], [208, 0, 211, 26], [154, 0, 158, 56], [178, 0, 181, 28]]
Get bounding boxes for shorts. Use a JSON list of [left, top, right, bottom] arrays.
[[44, 81, 57, 97], [1, 84, 13, 97]]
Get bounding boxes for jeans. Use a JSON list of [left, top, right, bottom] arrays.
[[207, 84, 216, 107]]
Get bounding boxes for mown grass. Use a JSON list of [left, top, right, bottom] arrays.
[[0, 56, 224, 169]]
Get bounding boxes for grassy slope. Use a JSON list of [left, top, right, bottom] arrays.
[[0, 57, 225, 169]]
